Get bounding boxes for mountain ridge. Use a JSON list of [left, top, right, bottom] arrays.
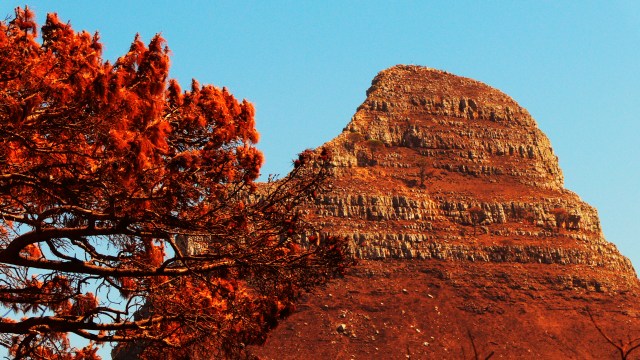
[[306, 65, 633, 276], [253, 65, 640, 359]]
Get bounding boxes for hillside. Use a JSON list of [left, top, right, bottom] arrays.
[[253, 66, 640, 359]]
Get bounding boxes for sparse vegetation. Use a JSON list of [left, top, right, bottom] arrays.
[[344, 131, 364, 152], [468, 206, 487, 235], [550, 207, 568, 231], [417, 159, 436, 188], [549, 207, 581, 231], [365, 139, 385, 165], [587, 308, 640, 360]]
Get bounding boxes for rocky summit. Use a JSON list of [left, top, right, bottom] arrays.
[[253, 66, 640, 359]]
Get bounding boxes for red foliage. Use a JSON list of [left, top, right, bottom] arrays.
[[0, 7, 349, 359]]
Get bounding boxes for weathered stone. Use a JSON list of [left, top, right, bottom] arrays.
[[301, 65, 634, 281], [336, 323, 347, 333], [252, 66, 640, 360]]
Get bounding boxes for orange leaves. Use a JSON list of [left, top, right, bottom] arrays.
[[108, 122, 171, 174], [11, 6, 37, 36], [134, 137, 155, 170], [143, 35, 170, 97], [143, 238, 165, 268], [108, 129, 133, 152], [21, 244, 42, 259], [116, 33, 169, 102], [171, 150, 201, 170], [146, 119, 172, 153], [0, 7, 349, 360], [180, 278, 234, 312], [5, 141, 24, 164], [69, 344, 101, 360], [0, 317, 17, 324], [167, 79, 183, 107], [92, 64, 111, 102], [235, 145, 264, 181], [70, 293, 98, 317], [117, 33, 146, 71], [178, 82, 260, 145], [41, 12, 75, 52], [117, 277, 138, 298], [239, 99, 259, 143]]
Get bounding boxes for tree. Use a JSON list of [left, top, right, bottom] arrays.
[[550, 207, 568, 232], [343, 131, 363, 152], [364, 139, 384, 165], [587, 308, 640, 360], [416, 159, 435, 188], [514, 208, 535, 226], [468, 206, 486, 235], [0, 7, 349, 359]]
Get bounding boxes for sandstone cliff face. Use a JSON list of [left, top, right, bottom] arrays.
[[254, 66, 640, 359], [304, 65, 634, 279]]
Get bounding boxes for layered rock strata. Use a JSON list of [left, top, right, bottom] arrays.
[[255, 66, 640, 359], [302, 65, 633, 278]]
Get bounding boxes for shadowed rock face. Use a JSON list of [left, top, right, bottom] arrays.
[[253, 66, 640, 359]]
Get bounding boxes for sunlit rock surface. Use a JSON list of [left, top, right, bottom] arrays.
[[254, 66, 640, 359]]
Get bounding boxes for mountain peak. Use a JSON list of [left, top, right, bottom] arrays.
[[329, 64, 563, 192], [254, 66, 639, 359]]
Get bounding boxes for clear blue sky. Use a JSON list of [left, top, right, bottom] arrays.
[[3, 0, 640, 306]]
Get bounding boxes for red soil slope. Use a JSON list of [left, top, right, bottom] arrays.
[[253, 66, 640, 359]]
